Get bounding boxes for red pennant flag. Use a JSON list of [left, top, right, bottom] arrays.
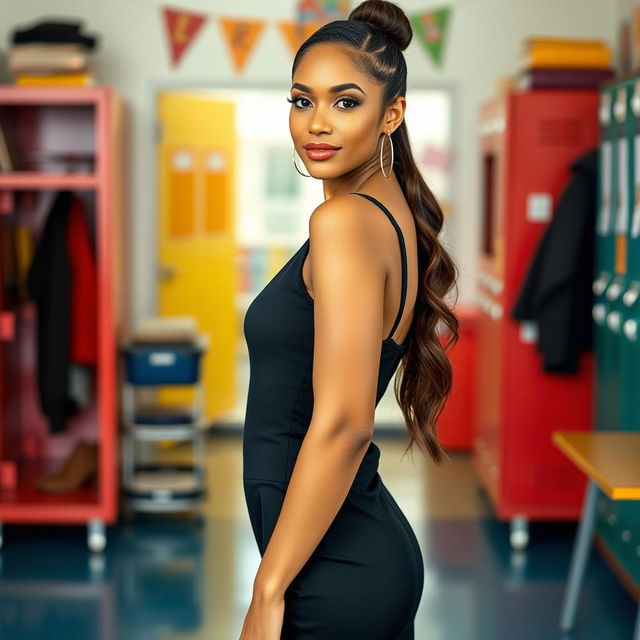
[[162, 6, 208, 68]]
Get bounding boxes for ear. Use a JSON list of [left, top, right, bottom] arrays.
[[382, 95, 406, 133]]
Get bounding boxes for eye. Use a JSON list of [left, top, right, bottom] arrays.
[[286, 95, 360, 110], [286, 96, 310, 108], [337, 97, 360, 110]]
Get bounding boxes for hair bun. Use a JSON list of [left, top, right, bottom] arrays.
[[349, 0, 412, 52]]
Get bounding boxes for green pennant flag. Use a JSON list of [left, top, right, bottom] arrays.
[[410, 7, 451, 68]]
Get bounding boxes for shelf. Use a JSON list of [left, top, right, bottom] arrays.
[[123, 421, 207, 441], [0, 458, 101, 522], [122, 494, 206, 513], [0, 85, 112, 104], [122, 465, 206, 512], [0, 172, 99, 190]]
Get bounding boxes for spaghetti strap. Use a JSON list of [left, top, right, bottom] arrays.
[[349, 192, 408, 342]]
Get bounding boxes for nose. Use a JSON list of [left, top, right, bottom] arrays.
[[308, 107, 331, 135]]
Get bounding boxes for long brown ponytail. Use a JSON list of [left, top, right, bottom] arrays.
[[292, 0, 460, 464]]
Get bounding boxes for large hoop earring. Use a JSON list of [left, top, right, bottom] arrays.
[[292, 146, 311, 177], [380, 131, 394, 178]]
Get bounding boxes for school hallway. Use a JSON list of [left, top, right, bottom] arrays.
[[1, 1, 640, 637]]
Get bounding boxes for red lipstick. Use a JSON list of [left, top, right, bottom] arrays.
[[303, 143, 341, 161]]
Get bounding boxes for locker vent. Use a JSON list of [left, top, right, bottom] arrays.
[[536, 118, 585, 146]]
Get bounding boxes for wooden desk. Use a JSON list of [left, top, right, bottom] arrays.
[[552, 431, 640, 639]]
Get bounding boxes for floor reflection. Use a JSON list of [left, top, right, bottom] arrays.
[[0, 432, 636, 640]]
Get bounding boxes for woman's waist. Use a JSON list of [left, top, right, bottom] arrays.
[[243, 440, 382, 490]]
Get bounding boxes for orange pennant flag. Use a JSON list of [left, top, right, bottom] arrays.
[[277, 20, 322, 58], [219, 18, 266, 75], [162, 6, 208, 67]]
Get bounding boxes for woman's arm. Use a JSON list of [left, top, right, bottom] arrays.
[[253, 193, 389, 599]]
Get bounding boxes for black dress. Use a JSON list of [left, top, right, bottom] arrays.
[[242, 192, 424, 639]]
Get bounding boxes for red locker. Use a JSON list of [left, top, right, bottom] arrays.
[[475, 90, 599, 549], [0, 87, 127, 551], [437, 304, 478, 451]]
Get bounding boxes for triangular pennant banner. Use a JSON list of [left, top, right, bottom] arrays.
[[296, 0, 323, 23], [162, 6, 208, 68], [410, 7, 451, 68], [219, 18, 266, 75], [277, 20, 322, 58], [296, 0, 351, 25], [318, 0, 351, 20]]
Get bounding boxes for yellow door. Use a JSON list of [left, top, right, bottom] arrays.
[[156, 90, 237, 423]]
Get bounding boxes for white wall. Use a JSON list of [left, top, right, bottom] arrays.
[[0, 0, 618, 323], [617, 0, 637, 28]]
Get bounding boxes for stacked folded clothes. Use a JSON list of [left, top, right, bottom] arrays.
[[516, 36, 615, 91], [8, 19, 100, 86], [132, 316, 204, 346]]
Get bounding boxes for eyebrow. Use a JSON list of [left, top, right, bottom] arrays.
[[290, 82, 367, 96]]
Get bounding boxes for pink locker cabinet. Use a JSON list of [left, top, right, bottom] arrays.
[[475, 90, 599, 549], [0, 86, 127, 552]]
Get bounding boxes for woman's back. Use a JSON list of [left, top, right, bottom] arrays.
[[242, 192, 424, 639]]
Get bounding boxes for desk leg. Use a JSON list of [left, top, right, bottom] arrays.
[[559, 478, 598, 633]]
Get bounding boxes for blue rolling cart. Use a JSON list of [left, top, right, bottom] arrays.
[[120, 335, 209, 517]]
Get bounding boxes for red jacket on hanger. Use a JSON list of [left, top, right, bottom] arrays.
[[66, 194, 97, 364]]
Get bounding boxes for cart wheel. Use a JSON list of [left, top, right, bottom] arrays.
[[87, 519, 106, 553], [510, 516, 529, 550]]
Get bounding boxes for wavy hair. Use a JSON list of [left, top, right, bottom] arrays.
[[292, 0, 460, 464]]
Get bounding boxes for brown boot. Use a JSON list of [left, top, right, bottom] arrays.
[[36, 441, 99, 493]]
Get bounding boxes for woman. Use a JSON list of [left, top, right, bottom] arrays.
[[240, 1, 459, 638]]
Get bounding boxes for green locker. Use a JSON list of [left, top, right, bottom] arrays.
[[621, 78, 640, 430], [594, 75, 640, 593], [618, 77, 640, 592], [593, 84, 620, 432]]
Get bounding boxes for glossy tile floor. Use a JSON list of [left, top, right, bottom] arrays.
[[0, 431, 637, 640]]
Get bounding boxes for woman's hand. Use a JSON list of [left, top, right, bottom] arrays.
[[238, 584, 285, 640]]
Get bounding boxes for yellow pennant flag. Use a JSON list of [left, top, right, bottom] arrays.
[[218, 18, 266, 75], [277, 20, 322, 58]]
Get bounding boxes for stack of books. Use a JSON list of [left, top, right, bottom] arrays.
[[516, 36, 615, 91], [8, 19, 99, 86]]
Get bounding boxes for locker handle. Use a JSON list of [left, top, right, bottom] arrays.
[[622, 282, 640, 307], [614, 99, 627, 122], [606, 311, 622, 333], [592, 272, 610, 296], [623, 318, 638, 341], [605, 280, 623, 301], [592, 303, 607, 325]]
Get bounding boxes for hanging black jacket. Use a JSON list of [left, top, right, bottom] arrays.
[[511, 147, 598, 373], [26, 191, 76, 433]]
